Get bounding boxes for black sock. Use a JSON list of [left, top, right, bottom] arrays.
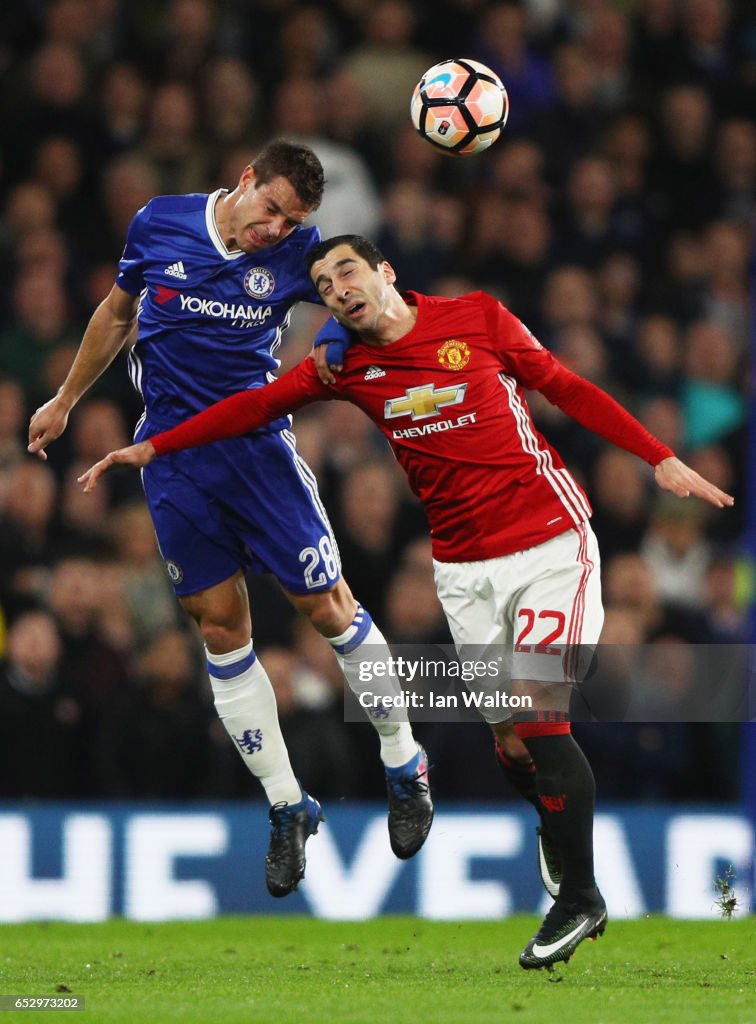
[[494, 740, 543, 816], [522, 733, 598, 905]]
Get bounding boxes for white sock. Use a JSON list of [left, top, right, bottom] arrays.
[[326, 606, 418, 769], [206, 641, 302, 806]]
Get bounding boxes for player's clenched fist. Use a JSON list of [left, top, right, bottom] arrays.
[[78, 440, 157, 491]]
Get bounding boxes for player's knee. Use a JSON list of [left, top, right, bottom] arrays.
[[306, 595, 346, 635], [298, 589, 355, 636], [288, 579, 356, 636], [200, 623, 233, 653], [197, 619, 249, 655], [179, 575, 250, 653]]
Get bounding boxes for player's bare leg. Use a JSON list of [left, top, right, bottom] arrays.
[[179, 570, 252, 654], [285, 577, 433, 859], [180, 571, 322, 897]]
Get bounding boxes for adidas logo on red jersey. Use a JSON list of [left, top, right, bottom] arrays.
[[365, 365, 386, 380]]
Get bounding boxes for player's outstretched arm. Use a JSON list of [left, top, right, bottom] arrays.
[[28, 285, 138, 460], [79, 361, 327, 492], [78, 440, 157, 492], [538, 366, 735, 510], [654, 456, 734, 509]]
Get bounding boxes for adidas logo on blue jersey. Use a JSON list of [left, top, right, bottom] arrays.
[[164, 260, 188, 280], [365, 366, 386, 380]]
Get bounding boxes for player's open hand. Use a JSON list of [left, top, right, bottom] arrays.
[[77, 440, 157, 492], [27, 396, 71, 460], [654, 456, 734, 509]]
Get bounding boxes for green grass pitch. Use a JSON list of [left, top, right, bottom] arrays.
[[0, 916, 753, 1023]]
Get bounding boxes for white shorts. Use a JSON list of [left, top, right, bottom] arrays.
[[433, 523, 604, 722]]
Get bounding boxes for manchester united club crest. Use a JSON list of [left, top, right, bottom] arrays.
[[437, 338, 471, 370]]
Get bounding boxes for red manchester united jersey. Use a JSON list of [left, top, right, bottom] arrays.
[[316, 290, 593, 561], [155, 291, 600, 562]]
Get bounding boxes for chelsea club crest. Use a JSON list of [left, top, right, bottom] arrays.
[[244, 267, 276, 299], [165, 560, 184, 584]]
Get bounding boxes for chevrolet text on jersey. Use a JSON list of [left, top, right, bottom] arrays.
[[392, 412, 477, 438]]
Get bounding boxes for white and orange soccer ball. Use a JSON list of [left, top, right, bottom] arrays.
[[410, 58, 509, 156]]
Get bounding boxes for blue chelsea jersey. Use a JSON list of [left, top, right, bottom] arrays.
[[116, 190, 322, 430]]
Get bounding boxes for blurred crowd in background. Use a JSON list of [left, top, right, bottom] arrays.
[[0, 0, 753, 805]]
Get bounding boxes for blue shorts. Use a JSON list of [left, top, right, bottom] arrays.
[[138, 425, 341, 597]]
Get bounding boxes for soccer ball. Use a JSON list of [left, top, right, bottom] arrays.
[[410, 58, 509, 156]]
